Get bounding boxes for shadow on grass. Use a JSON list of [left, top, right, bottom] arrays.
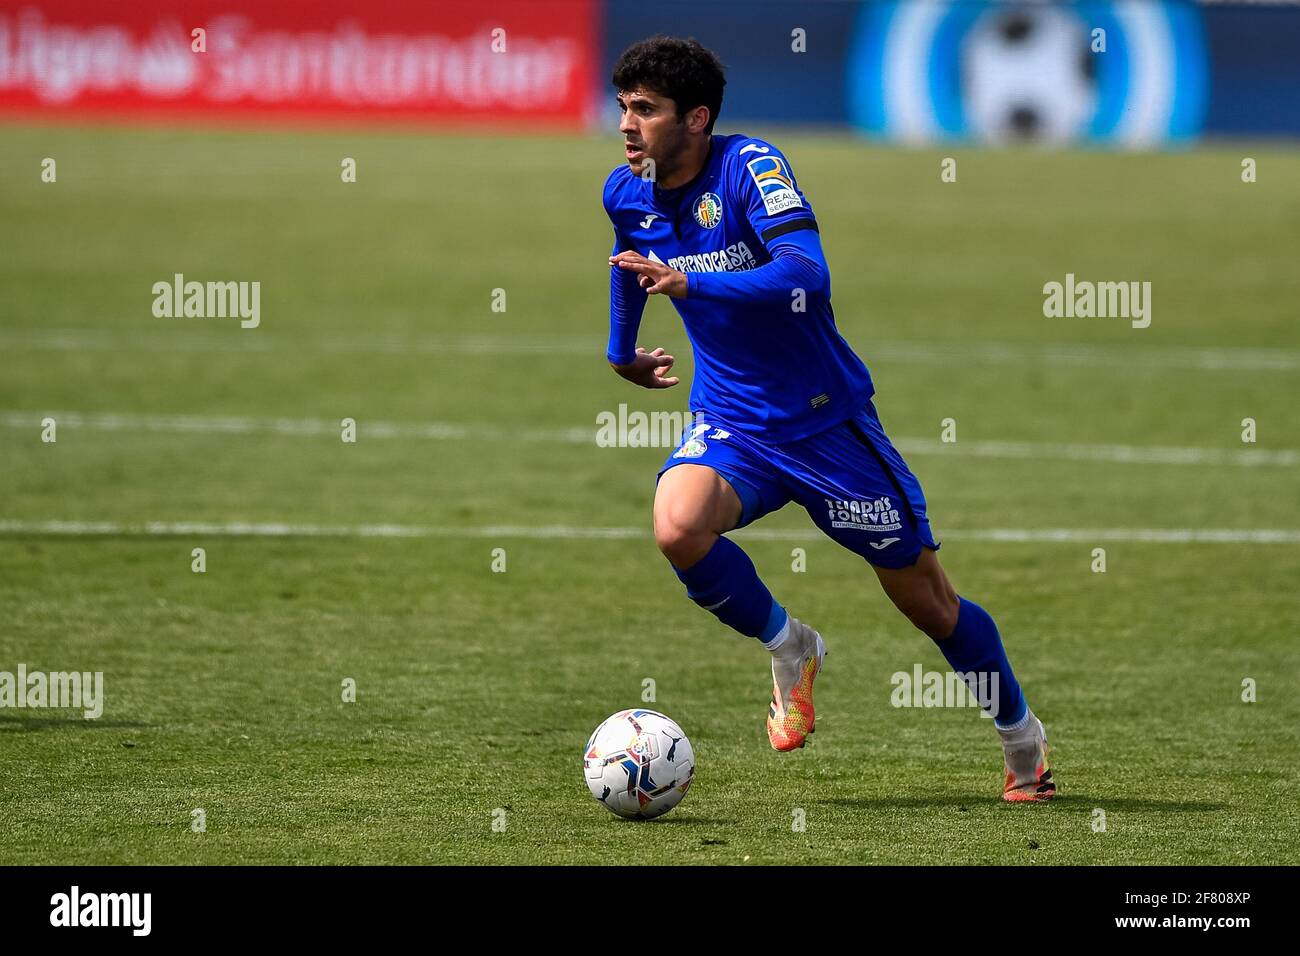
[[819, 794, 1228, 812], [617, 817, 739, 826]]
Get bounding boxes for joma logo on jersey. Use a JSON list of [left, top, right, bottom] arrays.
[[826, 496, 902, 532], [667, 241, 755, 274]]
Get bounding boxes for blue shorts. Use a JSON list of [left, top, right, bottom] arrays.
[[657, 401, 940, 570]]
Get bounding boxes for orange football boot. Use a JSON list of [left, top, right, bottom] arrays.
[[1000, 712, 1057, 802], [766, 618, 827, 752]]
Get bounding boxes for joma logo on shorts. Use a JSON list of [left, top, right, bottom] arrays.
[[826, 497, 902, 532]]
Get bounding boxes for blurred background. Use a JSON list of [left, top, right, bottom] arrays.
[[2, 0, 1298, 143]]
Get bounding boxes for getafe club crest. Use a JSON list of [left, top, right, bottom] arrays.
[[693, 192, 722, 229], [673, 438, 708, 459], [674, 422, 711, 459]]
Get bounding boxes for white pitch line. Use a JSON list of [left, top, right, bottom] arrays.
[[892, 437, 1299, 468], [3, 410, 1296, 468], [0, 411, 586, 444], [0, 520, 1297, 544], [868, 340, 1300, 372], [0, 329, 597, 357], [2, 327, 1298, 371]]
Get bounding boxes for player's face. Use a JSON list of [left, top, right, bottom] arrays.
[[617, 88, 688, 180]]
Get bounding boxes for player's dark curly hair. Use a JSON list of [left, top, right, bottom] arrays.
[[612, 36, 726, 134]]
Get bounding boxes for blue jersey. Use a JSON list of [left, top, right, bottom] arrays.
[[603, 133, 874, 443]]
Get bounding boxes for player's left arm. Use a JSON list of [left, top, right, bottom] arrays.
[[610, 142, 828, 303]]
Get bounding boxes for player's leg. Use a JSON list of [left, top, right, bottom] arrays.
[[787, 401, 1055, 799], [871, 550, 1054, 802], [652, 462, 743, 569], [654, 430, 824, 752], [874, 552, 1019, 718]]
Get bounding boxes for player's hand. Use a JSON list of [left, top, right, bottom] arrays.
[[609, 251, 688, 298], [610, 347, 680, 389]]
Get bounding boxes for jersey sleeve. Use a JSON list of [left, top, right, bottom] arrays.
[[686, 141, 829, 305], [603, 170, 648, 366], [729, 140, 820, 254]]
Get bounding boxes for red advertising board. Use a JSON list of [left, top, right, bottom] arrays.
[[0, 1, 598, 127]]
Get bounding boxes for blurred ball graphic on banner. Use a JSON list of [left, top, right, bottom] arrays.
[[848, 0, 1208, 147]]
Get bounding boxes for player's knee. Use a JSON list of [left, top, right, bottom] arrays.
[[653, 505, 715, 568]]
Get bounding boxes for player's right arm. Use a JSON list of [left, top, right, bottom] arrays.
[[604, 171, 679, 389]]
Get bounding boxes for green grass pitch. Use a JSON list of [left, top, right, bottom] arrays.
[[0, 125, 1297, 864]]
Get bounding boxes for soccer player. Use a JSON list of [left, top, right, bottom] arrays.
[[602, 37, 1055, 802]]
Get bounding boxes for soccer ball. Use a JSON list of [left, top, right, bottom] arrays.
[[583, 709, 695, 820]]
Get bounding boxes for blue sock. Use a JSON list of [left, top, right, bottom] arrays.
[[932, 597, 1027, 728], [673, 536, 788, 642]]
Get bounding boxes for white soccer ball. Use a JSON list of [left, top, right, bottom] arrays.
[[583, 709, 695, 820]]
